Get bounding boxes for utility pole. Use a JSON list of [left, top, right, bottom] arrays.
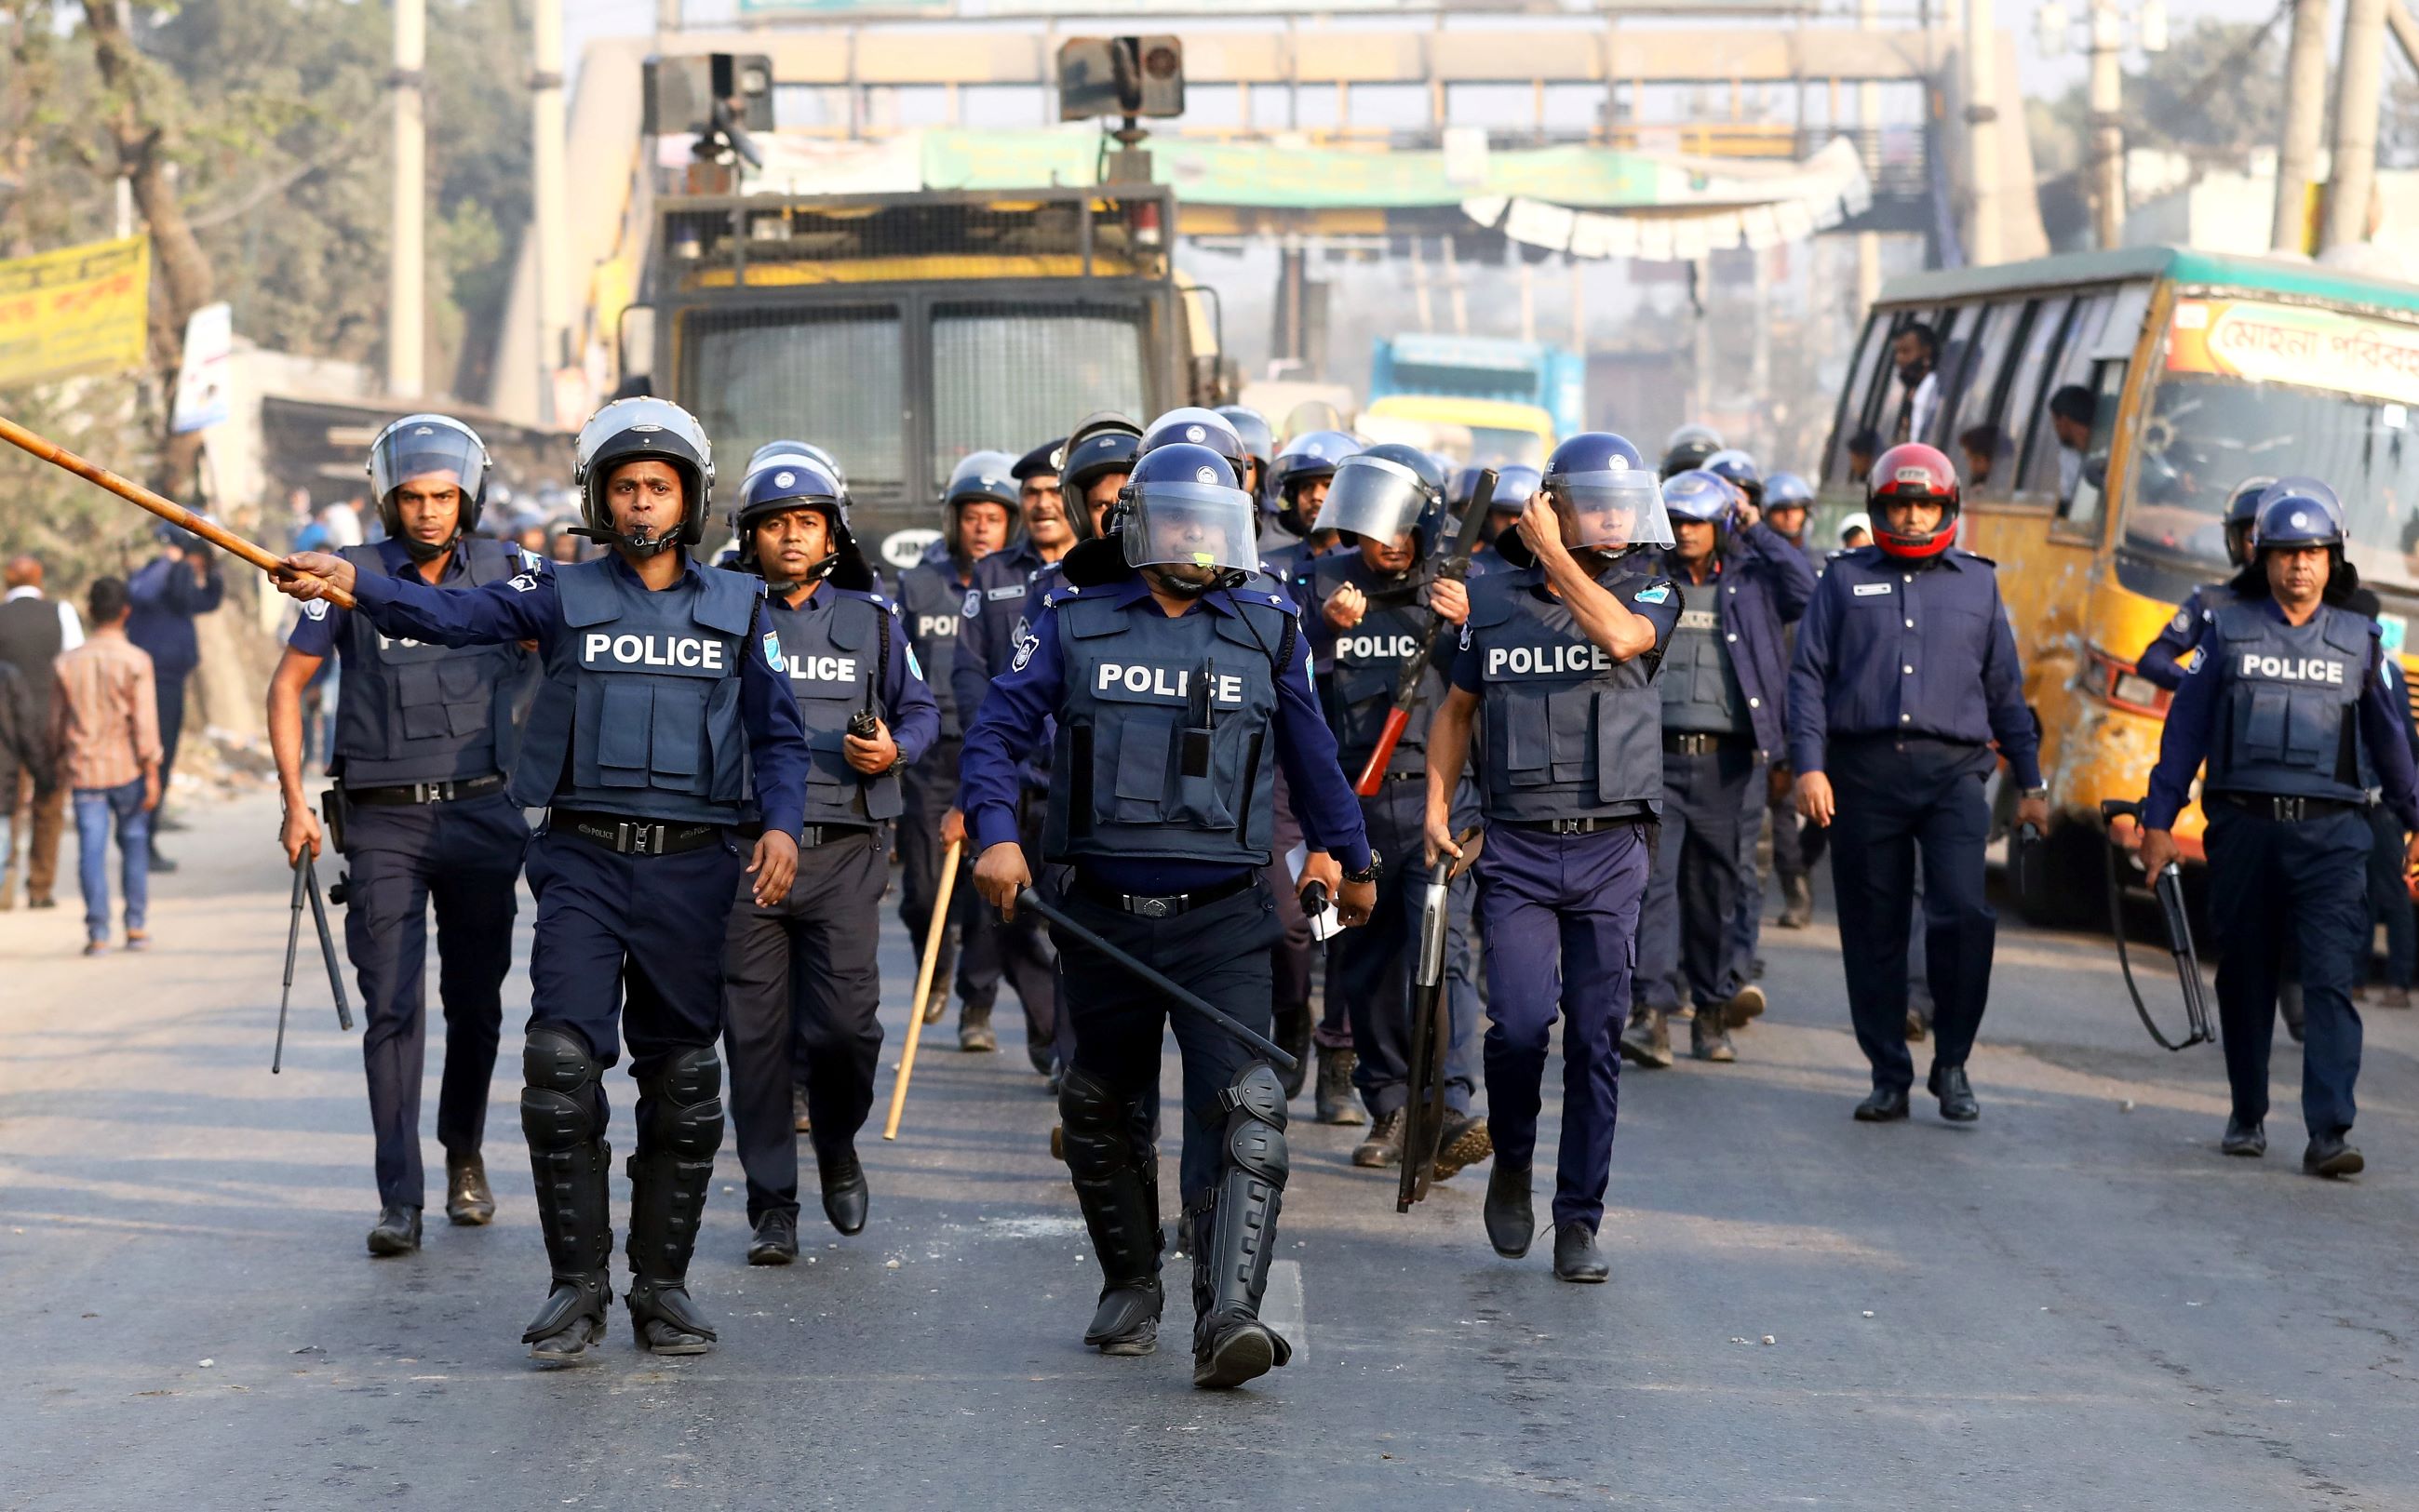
[[386, 0, 426, 398], [2274, 0, 2332, 251], [531, 0, 570, 426], [2087, 0, 2126, 248], [2323, 0, 2388, 251], [1965, 0, 2002, 265], [1855, 0, 1881, 312]]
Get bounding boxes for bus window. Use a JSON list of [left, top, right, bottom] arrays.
[[1922, 304, 1982, 448], [2058, 359, 2126, 531], [684, 305, 907, 503], [2001, 295, 2076, 493], [931, 302, 1149, 481], [1824, 312, 1890, 487], [1942, 301, 2025, 488], [2021, 290, 2117, 501]]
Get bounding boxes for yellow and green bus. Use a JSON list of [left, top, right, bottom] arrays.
[[1823, 246, 2419, 921]]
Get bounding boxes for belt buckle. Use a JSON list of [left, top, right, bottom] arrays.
[[414, 781, 453, 805], [2278, 796, 2305, 822], [1552, 818, 1584, 836], [617, 821, 667, 856], [1133, 894, 1172, 919]]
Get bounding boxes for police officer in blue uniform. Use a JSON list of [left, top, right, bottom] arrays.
[[1308, 447, 1492, 1172], [959, 441, 1377, 1388], [1789, 442, 2045, 1125], [2137, 480, 2419, 1176], [1624, 467, 1813, 1068], [1462, 463, 1543, 582], [267, 414, 536, 1255], [1660, 423, 1723, 480], [1424, 433, 1680, 1284], [1215, 405, 1274, 502], [896, 452, 1015, 1046], [273, 397, 810, 1365], [2133, 475, 2274, 691], [1259, 429, 1360, 602], [724, 452, 938, 1263], [1759, 470, 1822, 930]]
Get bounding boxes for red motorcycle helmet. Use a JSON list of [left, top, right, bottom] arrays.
[[1867, 442, 1962, 559]]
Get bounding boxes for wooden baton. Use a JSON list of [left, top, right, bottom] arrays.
[[881, 836, 963, 1140], [0, 412, 356, 609]]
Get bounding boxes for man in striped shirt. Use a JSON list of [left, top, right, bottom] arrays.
[[49, 578, 161, 956]]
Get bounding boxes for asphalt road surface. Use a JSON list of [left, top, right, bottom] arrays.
[[7, 793, 2419, 1509]]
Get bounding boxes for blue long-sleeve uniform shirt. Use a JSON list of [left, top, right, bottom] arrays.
[[348, 553, 813, 839], [128, 553, 225, 675], [2133, 581, 2230, 692], [1657, 521, 1817, 757], [957, 571, 1374, 890], [2142, 595, 2419, 833], [1787, 545, 2041, 789]]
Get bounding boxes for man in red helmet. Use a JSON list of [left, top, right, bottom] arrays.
[[1786, 443, 2048, 1124]]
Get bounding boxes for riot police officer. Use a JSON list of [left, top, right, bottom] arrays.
[[1660, 423, 1723, 480], [1424, 433, 1680, 1284], [2138, 480, 2419, 1176], [896, 453, 1015, 1043], [1759, 470, 1821, 929], [1788, 442, 2044, 1125], [272, 398, 810, 1365], [1260, 429, 1361, 602], [959, 442, 1377, 1388], [2134, 475, 2274, 691], [1692, 448, 1776, 1005], [725, 452, 937, 1262], [1623, 467, 1812, 1067], [1309, 446, 1491, 1171], [1215, 405, 1274, 501], [1463, 463, 1543, 581], [266, 414, 536, 1255]]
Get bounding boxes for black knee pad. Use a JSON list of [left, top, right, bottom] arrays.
[[1218, 1063, 1289, 1189], [1057, 1065, 1126, 1135], [638, 1045, 723, 1160], [520, 1026, 601, 1152]]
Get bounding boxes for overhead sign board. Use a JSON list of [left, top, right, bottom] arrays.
[[0, 235, 151, 392]]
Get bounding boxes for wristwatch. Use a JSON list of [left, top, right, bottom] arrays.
[[2021, 786, 2049, 801], [1341, 850, 1382, 886]]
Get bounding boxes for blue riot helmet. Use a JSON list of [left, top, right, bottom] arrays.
[[1139, 408, 1248, 488], [369, 412, 492, 560], [1660, 422, 1724, 480], [1322, 443, 1449, 559], [1764, 470, 1815, 513], [1216, 406, 1274, 495], [1537, 431, 1672, 560], [1660, 468, 1737, 528], [747, 440, 810, 475], [2223, 475, 2279, 568], [2251, 477, 2346, 552], [1702, 448, 1764, 508], [943, 449, 1020, 560], [1117, 441, 1261, 596], [572, 396, 714, 555], [734, 453, 864, 588], [1267, 429, 1361, 536]]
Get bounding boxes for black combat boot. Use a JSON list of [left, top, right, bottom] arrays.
[[1190, 1064, 1293, 1389], [445, 1149, 495, 1225], [625, 1046, 725, 1356], [1314, 1045, 1365, 1126], [1060, 1068, 1165, 1356], [1352, 1107, 1405, 1169], [367, 1203, 422, 1256], [519, 1027, 612, 1367]]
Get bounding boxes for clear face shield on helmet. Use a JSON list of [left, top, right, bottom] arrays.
[[1318, 453, 1432, 549], [1549, 466, 1673, 556], [1122, 478, 1261, 586], [370, 416, 489, 556]]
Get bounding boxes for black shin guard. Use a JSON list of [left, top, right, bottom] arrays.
[[1059, 1067, 1164, 1350], [1190, 1063, 1292, 1385], [520, 1027, 611, 1352], [625, 1045, 725, 1350]]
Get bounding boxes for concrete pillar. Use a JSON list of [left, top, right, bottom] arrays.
[[531, 0, 570, 425], [386, 0, 425, 398], [1964, 0, 2002, 264], [2087, 0, 2125, 249], [2323, 0, 2388, 251]]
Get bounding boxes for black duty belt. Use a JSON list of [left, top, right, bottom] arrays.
[[1072, 869, 1257, 919], [801, 823, 874, 848], [1662, 731, 1750, 756], [552, 809, 724, 857], [1504, 814, 1643, 836], [347, 773, 507, 807], [2215, 793, 2364, 823]]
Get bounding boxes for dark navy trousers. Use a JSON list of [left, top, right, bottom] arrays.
[[2206, 801, 2370, 1140], [1053, 880, 1281, 1206], [340, 795, 526, 1209], [1474, 821, 1647, 1231], [523, 823, 746, 1083], [1327, 779, 1481, 1117], [1637, 739, 1759, 1012], [1824, 738, 1996, 1093], [723, 828, 887, 1222]]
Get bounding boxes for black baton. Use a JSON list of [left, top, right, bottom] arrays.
[[272, 850, 310, 1073], [1015, 887, 1297, 1071], [304, 856, 353, 1032], [2098, 799, 2215, 1051]]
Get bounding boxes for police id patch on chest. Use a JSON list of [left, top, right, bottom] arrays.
[[1675, 609, 1719, 631], [1852, 582, 1892, 596]]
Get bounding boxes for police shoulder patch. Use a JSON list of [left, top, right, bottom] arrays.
[[962, 587, 981, 618], [905, 645, 923, 680], [761, 631, 785, 673], [1633, 582, 1673, 606], [506, 572, 539, 593], [302, 599, 329, 621], [1011, 636, 1036, 672], [2170, 608, 2192, 632], [1458, 621, 1473, 652]]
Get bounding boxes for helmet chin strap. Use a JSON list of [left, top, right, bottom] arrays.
[[572, 521, 681, 557], [400, 530, 458, 564]]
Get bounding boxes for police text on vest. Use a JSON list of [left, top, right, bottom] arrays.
[[1487, 643, 1616, 676], [582, 633, 727, 672], [2238, 653, 2345, 684], [1095, 662, 1246, 704]]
